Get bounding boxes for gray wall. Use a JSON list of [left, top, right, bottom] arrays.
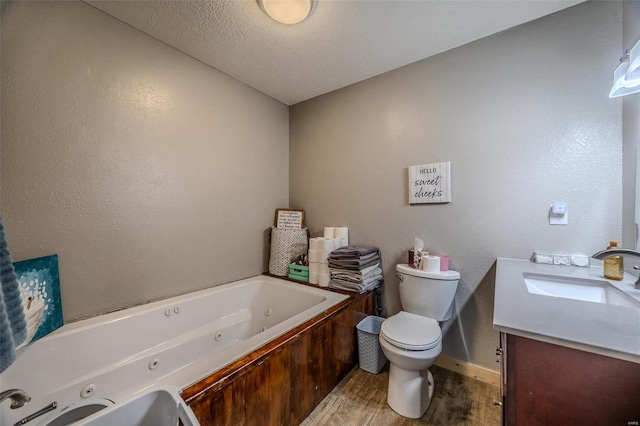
[[0, 1, 289, 320], [290, 1, 622, 371]]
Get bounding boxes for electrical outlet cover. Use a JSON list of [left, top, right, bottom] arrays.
[[549, 211, 568, 225]]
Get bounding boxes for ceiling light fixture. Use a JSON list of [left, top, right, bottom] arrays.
[[259, 0, 314, 25]]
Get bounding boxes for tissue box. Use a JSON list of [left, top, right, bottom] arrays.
[[288, 263, 309, 282]]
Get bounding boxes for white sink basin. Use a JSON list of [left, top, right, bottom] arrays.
[[523, 273, 639, 308]]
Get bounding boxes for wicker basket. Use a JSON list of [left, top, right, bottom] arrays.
[[268, 226, 308, 276]]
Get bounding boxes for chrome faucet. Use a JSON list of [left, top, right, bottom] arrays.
[[592, 248, 640, 289], [0, 389, 31, 409]]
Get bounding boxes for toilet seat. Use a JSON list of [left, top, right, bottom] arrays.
[[380, 311, 441, 351]]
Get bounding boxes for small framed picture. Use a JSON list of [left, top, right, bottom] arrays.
[[275, 209, 305, 229], [13, 254, 63, 347], [409, 161, 452, 204]]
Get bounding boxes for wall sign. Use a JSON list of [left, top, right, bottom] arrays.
[[274, 209, 305, 229], [408, 162, 451, 204]]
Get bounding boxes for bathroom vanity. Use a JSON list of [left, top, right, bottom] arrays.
[[494, 258, 640, 426]]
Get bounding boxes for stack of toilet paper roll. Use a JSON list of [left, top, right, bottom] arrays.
[[308, 227, 349, 286], [324, 227, 349, 246]]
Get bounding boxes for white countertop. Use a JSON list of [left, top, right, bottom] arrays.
[[494, 258, 640, 363]]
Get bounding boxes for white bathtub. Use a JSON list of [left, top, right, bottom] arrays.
[[0, 275, 348, 426]]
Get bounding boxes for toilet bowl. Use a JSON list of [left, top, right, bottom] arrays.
[[379, 311, 442, 418], [379, 264, 460, 419]]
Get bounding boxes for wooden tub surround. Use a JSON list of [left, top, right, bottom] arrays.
[[182, 285, 375, 425]]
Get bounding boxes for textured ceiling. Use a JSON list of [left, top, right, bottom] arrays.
[[85, 0, 585, 105]]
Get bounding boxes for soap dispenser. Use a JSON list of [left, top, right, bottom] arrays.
[[603, 240, 624, 281]]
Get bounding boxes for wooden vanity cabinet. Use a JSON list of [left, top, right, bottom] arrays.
[[500, 333, 640, 426]]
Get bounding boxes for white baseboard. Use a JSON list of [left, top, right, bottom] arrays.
[[435, 356, 500, 387]]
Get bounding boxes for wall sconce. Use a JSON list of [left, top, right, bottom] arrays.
[[259, 0, 314, 25], [610, 38, 640, 98]]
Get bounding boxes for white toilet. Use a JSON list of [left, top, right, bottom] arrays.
[[378, 263, 460, 419]]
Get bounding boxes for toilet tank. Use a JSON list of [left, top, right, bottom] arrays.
[[396, 264, 460, 322]]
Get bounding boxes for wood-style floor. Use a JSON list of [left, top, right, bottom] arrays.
[[301, 365, 502, 426]]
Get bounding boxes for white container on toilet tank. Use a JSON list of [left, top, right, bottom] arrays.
[[378, 264, 460, 418]]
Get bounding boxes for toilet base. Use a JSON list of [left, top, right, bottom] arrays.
[[387, 366, 434, 419]]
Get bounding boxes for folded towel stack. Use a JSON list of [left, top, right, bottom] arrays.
[[328, 245, 383, 293]]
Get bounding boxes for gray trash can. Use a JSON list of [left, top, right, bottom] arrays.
[[356, 315, 387, 374]]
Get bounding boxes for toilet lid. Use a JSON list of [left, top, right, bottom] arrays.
[[380, 311, 442, 351]]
